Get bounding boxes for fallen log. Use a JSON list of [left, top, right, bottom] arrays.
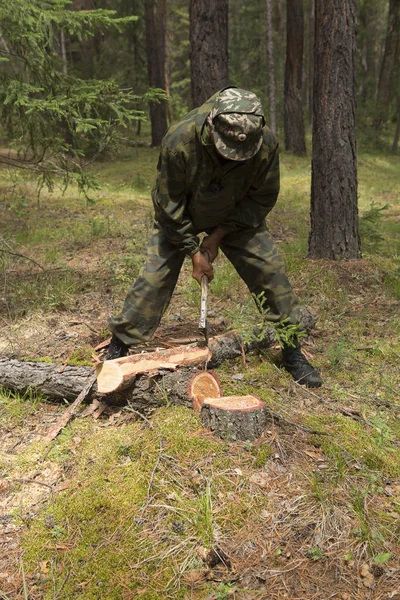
[[0, 310, 316, 408]]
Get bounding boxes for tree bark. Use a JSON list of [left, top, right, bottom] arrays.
[[284, 0, 306, 155], [308, 0, 360, 260], [266, 0, 277, 135], [189, 0, 229, 108], [308, 0, 314, 127], [145, 0, 168, 146], [201, 396, 267, 441], [374, 0, 400, 128]]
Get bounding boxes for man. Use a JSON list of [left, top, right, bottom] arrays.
[[106, 87, 322, 388]]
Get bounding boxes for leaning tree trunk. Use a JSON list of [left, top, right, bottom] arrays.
[[308, 0, 360, 260], [145, 0, 168, 146], [284, 0, 306, 155], [265, 0, 277, 135], [189, 0, 229, 108], [374, 0, 400, 129]]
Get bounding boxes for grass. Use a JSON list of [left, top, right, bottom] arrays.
[[1, 142, 400, 598]]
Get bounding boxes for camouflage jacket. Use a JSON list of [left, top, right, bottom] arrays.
[[152, 91, 280, 256]]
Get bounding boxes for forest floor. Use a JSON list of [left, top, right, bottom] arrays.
[[0, 142, 400, 600]]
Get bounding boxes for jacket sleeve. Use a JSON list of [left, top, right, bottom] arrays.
[[152, 145, 201, 256], [219, 143, 280, 234]]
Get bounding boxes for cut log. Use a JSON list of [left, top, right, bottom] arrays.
[[96, 345, 212, 394], [0, 308, 316, 407], [201, 395, 267, 441], [95, 312, 316, 395], [188, 371, 222, 412]]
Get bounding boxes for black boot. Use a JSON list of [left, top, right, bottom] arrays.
[[282, 342, 323, 388], [104, 335, 129, 360]]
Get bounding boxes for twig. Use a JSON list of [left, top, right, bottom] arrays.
[[264, 406, 327, 436], [46, 372, 96, 440], [125, 404, 154, 429], [293, 382, 366, 423], [68, 320, 99, 334], [0, 247, 45, 269], [11, 478, 54, 490], [240, 341, 247, 366]]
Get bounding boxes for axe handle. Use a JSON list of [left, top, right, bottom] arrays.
[[199, 274, 208, 329]]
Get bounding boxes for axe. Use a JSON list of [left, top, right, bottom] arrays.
[[198, 250, 210, 345]]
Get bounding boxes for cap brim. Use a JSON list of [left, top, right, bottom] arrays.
[[212, 130, 263, 162]]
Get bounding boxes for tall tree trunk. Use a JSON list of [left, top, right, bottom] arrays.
[[145, 0, 168, 146], [392, 100, 400, 152], [189, 0, 229, 108], [308, 0, 360, 260], [73, 0, 95, 78], [284, 0, 306, 154], [60, 30, 68, 76], [374, 0, 400, 128], [266, 0, 277, 134], [308, 0, 314, 126]]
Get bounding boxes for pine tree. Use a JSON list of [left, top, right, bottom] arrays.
[[0, 0, 164, 195]]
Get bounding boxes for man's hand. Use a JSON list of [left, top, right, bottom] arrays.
[[200, 226, 226, 263], [191, 251, 214, 284]]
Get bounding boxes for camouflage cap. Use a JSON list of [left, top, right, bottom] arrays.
[[209, 87, 265, 161]]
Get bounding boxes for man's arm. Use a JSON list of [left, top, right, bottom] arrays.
[[153, 145, 214, 284], [200, 226, 226, 263], [152, 145, 201, 256], [218, 142, 280, 234]]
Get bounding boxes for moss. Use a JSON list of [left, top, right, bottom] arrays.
[[251, 443, 274, 468], [67, 346, 94, 366], [21, 355, 56, 363], [22, 406, 272, 598]]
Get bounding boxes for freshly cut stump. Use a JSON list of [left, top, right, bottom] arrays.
[[188, 371, 222, 412], [201, 395, 266, 441]]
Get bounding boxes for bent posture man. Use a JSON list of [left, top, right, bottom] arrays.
[[106, 87, 322, 387]]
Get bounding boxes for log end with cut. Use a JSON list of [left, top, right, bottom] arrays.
[[96, 361, 123, 395], [188, 371, 222, 412], [201, 395, 266, 442], [96, 345, 211, 394]]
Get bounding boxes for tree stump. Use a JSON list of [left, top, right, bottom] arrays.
[[200, 395, 266, 441]]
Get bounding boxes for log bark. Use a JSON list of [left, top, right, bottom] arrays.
[[201, 395, 267, 441]]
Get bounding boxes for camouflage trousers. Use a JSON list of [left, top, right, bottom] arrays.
[[109, 221, 301, 346]]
